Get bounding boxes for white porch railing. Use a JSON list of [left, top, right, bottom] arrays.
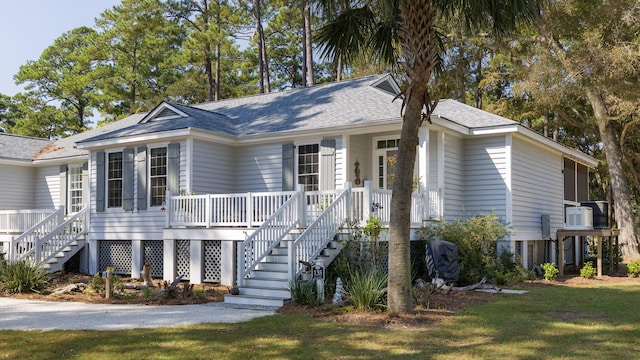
[[166, 181, 443, 229], [8, 207, 65, 261], [0, 209, 58, 233], [236, 191, 303, 286], [290, 186, 352, 278], [166, 191, 296, 228]]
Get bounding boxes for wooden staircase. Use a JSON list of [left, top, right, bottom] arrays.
[[224, 234, 346, 308], [42, 238, 86, 272]]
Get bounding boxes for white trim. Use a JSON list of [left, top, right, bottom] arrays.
[[437, 130, 445, 217], [186, 138, 193, 193], [105, 149, 124, 210], [418, 127, 428, 188], [148, 145, 168, 208], [140, 102, 188, 123], [295, 142, 321, 191], [505, 134, 513, 228]]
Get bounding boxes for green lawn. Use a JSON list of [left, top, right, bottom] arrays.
[[1, 282, 639, 359]]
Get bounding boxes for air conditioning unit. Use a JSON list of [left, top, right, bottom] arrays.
[[565, 206, 593, 230]]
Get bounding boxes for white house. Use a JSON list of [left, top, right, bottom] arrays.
[[0, 74, 596, 306]]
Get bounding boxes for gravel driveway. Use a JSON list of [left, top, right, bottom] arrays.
[[0, 298, 277, 331]]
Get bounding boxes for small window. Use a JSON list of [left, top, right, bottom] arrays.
[[107, 152, 123, 208], [150, 147, 167, 206], [297, 144, 319, 191], [68, 165, 83, 213]]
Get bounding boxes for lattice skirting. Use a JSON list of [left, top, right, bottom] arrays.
[[98, 240, 132, 274], [176, 240, 190, 280], [143, 240, 164, 278], [203, 240, 222, 282]]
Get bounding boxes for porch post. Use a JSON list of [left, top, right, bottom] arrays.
[[131, 240, 142, 279], [363, 181, 372, 222], [165, 191, 171, 228], [345, 182, 353, 220], [163, 239, 176, 282], [297, 184, 307, 227]]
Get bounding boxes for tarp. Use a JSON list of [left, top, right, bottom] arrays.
[[425, 240, 459, 282]]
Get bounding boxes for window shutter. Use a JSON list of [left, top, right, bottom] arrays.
[[168, 142, 180, 194], [96, 151, 105, 212], [320, 139, 336, 190], [82, 162, 88, 210], [136, 147, 148, 210], [59, 165, 68, 214], [123, 148, 135, 211], [282, 143, 295, 191]]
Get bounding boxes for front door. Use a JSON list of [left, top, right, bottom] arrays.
[[373, 137, 400, 190]]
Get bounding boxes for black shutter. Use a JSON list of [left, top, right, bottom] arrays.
[[123, 148, 135, 211], [96, 151, 105, 212], [167, 143, 180, 194], [136, 147, 148, 210], [282, 143, 295, 191]]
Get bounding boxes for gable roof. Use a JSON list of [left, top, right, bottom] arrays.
[[433, 100, 516, 128], [77, 74, 403, 146], [0, 133, 51, 162]]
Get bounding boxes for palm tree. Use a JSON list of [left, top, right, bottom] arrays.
[[318, 0, 541, 314]]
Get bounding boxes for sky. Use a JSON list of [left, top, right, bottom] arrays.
[[0, 1, 121, 96]]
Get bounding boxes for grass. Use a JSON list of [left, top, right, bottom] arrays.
[[2, 282, 640, 359]]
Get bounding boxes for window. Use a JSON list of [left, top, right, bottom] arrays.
[[107, 152, 123, 207], [297, 144, 319, 191], [149, 147, 167, 206], [68, 165, 83, 213]]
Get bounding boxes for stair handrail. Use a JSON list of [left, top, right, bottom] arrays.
[[290, 185, 352, 279], [36, 208, 87, 264], [236, 190, 302, 286], [9, 206, 64, 261]]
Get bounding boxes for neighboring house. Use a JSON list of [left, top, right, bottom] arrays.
[[0, 74, 596, 306]]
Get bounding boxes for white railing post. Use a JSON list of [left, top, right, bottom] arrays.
[[345, 182, 353, 221], [363, 180, 372, 222], [165, 191, 172, 228], [9, 236, 14, 261], [237, 241, 244, 287], [206, 194, 212, 228], [297, 184, 307, 228], [246, 193, 253, 228], [288, 239, 296, 282]]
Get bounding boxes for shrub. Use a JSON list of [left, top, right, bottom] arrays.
[[0, 259, 49, 294], [627, 260, 640, 277], [91, 273, 106, 292], [580, 261, 597, 279], [345, 268, 388, 311], [540, 263, 559, 281], [289, 279, 322, 306], [420, 213, 510, 285]]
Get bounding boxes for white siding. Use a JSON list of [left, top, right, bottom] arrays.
[[34, 166, 60, 209], [234, 143, 282, 192], [443, 132, 465, 221], [463, 136, 508, 219], [349, 134, 372, 186], [511, 136, 564, 240], [192, 139, 234, 194], [0, 164, 36, 209]]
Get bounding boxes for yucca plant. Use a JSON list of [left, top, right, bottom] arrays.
[[346, 268, 388, 311], [289, 279, 322, 306], [0, 259, 50, 294]]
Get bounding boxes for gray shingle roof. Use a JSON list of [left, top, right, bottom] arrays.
[[433, 100, 517, 128], [0, 133, 51, 161], [10, 74, 524, 161]]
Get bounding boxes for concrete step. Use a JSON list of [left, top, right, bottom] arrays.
[[224, 294, 290, 307]]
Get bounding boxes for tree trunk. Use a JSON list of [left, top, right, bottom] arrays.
[[586, 89, 640, 259], [254, 0, 267, 93], [215, 41, 221, 101], [303, 0, 313, 87], [205, 50, 214, 101]]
